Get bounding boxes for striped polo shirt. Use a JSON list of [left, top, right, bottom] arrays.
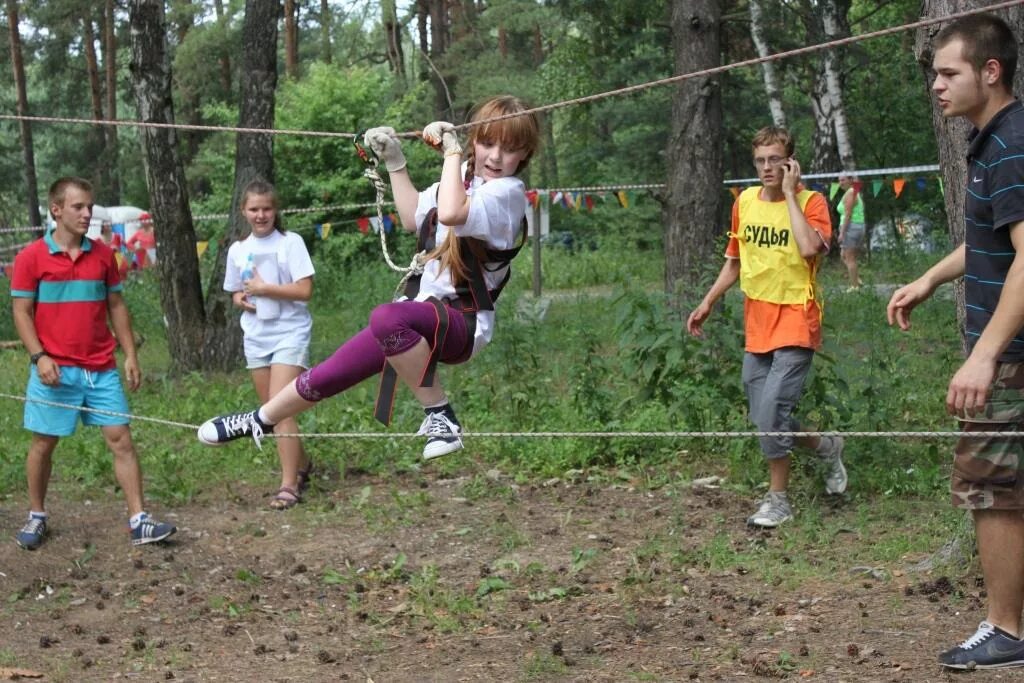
[[10, 231, 123, 370], [964, 99, 1024, 363]]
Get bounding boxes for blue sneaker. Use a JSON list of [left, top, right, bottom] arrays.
[[939, 621, 1024, 669], [130, 514, 177, 546], [16, 515, 47, 550]]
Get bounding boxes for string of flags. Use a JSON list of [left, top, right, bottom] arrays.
[[726, 175, 944, 200]]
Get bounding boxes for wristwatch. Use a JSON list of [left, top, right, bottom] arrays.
[[30, 351, 47, 364]]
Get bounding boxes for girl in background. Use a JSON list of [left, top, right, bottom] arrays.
[[224, 180, 315, 509]]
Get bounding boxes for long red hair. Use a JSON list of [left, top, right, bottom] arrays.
[[430, 95, 540, 286]]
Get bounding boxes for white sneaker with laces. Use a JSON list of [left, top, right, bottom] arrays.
[[817, 435, 848, 494], [747, 492, 793, 528], [418, 411, 463, 460]]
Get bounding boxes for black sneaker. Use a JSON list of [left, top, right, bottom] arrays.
[[197, 410, 270, 447], [939, 621, 1024, 669], [417, 410, 463, 460]]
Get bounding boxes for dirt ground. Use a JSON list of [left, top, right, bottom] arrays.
[[0, 462, 1017, 682]]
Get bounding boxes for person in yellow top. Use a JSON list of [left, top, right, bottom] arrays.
[[687, 126, 847, 528]]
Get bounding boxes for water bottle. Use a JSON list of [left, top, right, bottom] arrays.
[[242, 253, 255, 281]]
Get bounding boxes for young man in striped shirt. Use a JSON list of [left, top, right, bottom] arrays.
[[10, 177, 175, 550]]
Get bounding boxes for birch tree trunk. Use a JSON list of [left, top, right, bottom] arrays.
[[6, 0, 41, 231], [748, 0, 786, 128], [103, 0, 121, 203], [129, 0, 208, 371], [821, 0, 855, 170], [664, 0, 723, 297]]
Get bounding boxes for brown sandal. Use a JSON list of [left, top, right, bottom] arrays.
[[268, 485, 301, 510]]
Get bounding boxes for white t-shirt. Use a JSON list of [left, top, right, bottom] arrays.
[[413, 173, 527, 356], [225, 230, 315, 357]]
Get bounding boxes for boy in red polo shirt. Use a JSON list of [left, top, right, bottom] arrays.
[[10, 177, 176, 550]]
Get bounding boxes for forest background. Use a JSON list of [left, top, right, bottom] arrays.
[[0, 0, 998, 514]]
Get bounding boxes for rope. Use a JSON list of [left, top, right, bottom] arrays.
[[2, 2, 1019, 142], [441, 0, 1024, 135], [0, 113, 356, 139], [0, 392, 196, 429], [356, 146, 428, 299], [1, 391, 1022, 440]]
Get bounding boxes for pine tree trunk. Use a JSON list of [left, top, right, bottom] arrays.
[[748, 0, 786, 128], [320, 0, 332, 65], [83, 15, 108, 195], [213, 0, 232, 95], [284, 0, 298, 78], [383, 0, 405, 81], [103, 0, 121, 203], [914, 0, 973, 346], [201, 0, 279, 370], [664, 0, 724, 298], [128, 0, 209, 371], [6, 0, 41, 230]]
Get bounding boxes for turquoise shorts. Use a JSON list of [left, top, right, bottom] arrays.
[[25, 365, 130, 436]]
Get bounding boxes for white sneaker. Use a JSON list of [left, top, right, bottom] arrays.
[[747, 492, 793, 528], [417, 411, 463, 460], [817, 436, 847, 494]]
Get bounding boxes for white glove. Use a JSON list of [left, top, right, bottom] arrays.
[[422, 121, 463, 156], [363, 126, 407, 172]]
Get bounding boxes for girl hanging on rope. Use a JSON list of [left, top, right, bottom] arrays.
[[226, 180, 316, 509], [198, 95, 540, 460]]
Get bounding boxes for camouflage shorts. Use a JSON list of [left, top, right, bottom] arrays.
[[951, 362, 1024, 510]]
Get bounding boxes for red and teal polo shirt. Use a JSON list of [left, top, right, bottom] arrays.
[[10, 232, 123, 370]]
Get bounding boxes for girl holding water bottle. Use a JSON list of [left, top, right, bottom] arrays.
[[224, 180, 316, 510]]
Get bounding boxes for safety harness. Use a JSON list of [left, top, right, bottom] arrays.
[[372, 207, 528, 425]]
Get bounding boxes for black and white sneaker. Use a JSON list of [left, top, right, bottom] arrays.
[[197, 410, 270, 448], [939, 621, 1024, 669], [418, 410, 463, 460]]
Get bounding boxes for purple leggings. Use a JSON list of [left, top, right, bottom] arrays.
[[295, 300, 471, 402]]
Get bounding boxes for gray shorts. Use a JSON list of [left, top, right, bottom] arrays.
[[742, 347, 815, 458], [841, 222, 866, 250]]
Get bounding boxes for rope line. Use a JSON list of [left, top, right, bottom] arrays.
[[1, 2, 1018, 141], [0, 113, 356, 139], [1, 392, 1021, 440], [442, 0, 1024, 135]]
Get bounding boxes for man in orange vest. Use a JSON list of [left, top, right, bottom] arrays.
[[687, 126, 846, 528]]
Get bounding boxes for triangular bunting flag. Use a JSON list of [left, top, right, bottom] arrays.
[[729, 186, 740, 199], [525, 190, 538, 208], [574, 193, 583, 210], [382, 215, 393, 233], [830, 182, 841, 200], [616, 191, 629, 208], [938, 177, 944, 196], [356, 216, 370, 234], [314, 224, 322, 238], [915, 177, 927, 192], [196, 241, 209, 257], [585, 195, 594, 211], [872, 180, 883, 197], [893, 178, 906, 198], [321, 223, 332, 239], [552, 191, 563, 206]]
